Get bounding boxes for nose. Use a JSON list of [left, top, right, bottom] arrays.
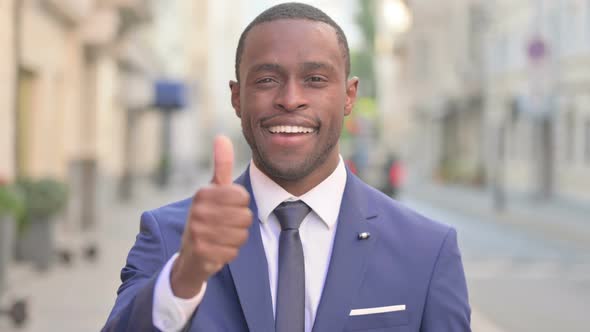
[[275, 79, 308, 112]]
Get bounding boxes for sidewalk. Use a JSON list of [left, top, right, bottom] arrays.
[[0, 178, 204, 332], [403, 181, 590, 252]]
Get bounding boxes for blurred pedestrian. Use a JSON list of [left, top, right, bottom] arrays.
[[103, 3, 471, 332], [385, 155, 405, 198], [344, 158, 358, 175]]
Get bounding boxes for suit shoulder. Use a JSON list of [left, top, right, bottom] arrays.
[[145, 197, 193, 225], [392, 199, 449, 232], [363, 184, 452, 237]]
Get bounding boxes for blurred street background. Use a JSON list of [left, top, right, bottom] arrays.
[[0, 0, 589, 331]]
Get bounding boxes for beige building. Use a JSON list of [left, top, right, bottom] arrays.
[[0, 0, 16, 181], [154, 0, 214, 176], [404, 0, 487, 186], [0, 0, 163, 247], [485, 0, 590, 202], [16, 0, 90, 181], [402, 0, 590, 204], [11, 0, 160, 182], [374, 0, 413, 159]]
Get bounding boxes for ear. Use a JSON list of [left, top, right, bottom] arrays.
[[229, 80, 241, 118], [344, 77, 359, 116]]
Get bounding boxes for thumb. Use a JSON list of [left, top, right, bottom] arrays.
[[212, 135, 234, 185]]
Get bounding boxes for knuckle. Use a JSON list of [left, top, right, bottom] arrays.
[[227, 248, 239, 261], [244, 209, 254, 221], [195, 185, 217, 201], [237, 209, 253, 226], [230, 185, 250, 205], [238, 187, 251, 205], [203, 262, 218, 274], [193, 240, 207, 254], [189, 223, 204, 237], [194, 188, 208, 202], [191, 204, 209, 220], [238, 230, 249, 245]]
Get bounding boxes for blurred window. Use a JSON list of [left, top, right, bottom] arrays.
[[467, 5, 479, 64], [416, 39, 431, 79], [562, 0, 580, 55], [509, 99, 523, 160], [498, 33, 508, 71], [516, 29, 528, 69], [565, 110, 576, 162], [549, 10, 561, 57], [525, 120, 533, 161]]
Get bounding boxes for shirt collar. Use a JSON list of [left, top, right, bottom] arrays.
[[249, 156, 347, 229]]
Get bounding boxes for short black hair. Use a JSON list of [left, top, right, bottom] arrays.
[[235, 2, 351, 82]]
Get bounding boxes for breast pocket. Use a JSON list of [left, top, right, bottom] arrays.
[[344, 309, 409, 331]]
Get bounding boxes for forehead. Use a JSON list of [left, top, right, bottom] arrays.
[[240, 19, 345, 76]]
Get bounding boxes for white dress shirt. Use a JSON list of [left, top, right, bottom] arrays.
[[153, 157, 347, 332]]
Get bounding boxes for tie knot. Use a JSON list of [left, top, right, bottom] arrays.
[[274, 201, 311, 231]]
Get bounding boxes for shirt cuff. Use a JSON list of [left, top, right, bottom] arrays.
[[153, 253, 207, 332]]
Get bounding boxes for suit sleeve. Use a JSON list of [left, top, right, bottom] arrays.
[[420, 228, 472, 332], [102, 211, 167, 332]]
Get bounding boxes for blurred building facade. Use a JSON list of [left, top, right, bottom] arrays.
[[403, 0, 487, 188], [485, 0, 590, 203], [0, 0, 195, 190], [1, 1, 122, 180], [374, 0, 413, 165], [0, 3, 227, 314], [0, 0, 169, 264], [0, 0, 17, 180], [160, 0, 209, 178], [402, 0, 590, 204]]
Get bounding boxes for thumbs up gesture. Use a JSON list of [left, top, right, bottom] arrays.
[[171, 136, 253, 298]]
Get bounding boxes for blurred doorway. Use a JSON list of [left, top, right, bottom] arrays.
[[536, 116, 554, 200], [15, 68, 37, 178]]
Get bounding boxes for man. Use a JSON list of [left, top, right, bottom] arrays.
[[103, 3, 471, 331]]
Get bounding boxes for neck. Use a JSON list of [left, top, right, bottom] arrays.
[[258, 154, 340, 197]]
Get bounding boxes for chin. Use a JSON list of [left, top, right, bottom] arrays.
[[261, 159, 313, 182]]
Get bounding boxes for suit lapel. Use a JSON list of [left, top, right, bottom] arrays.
[[229, 169, 275, 332], [312, 171, 378, 332]]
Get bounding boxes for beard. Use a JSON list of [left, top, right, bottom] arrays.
[[242, 124, 340, 183]]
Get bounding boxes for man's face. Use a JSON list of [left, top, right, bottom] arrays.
[[230, 19, 358, 194]]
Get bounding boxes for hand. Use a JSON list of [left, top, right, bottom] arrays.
[[171, 135, 253, 299]]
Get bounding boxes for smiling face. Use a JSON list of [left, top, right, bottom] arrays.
[[230, 19, 358, 195]]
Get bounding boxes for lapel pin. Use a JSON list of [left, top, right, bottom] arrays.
[[357, 232, 371, 240]]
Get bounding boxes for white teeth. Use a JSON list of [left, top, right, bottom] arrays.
[[269, 125, 315, 134]]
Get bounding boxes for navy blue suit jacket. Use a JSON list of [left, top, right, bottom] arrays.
[[103, 168, 471, 331]]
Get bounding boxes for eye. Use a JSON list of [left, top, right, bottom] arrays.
[[255, 77, 277, 84], [308, 76, 325, 82], [305, 75, 328, 87]]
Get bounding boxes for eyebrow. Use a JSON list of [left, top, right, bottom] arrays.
[[249, 63, 284, 75], [301, 61, 336, 73], [248, 61, 337, 77]]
